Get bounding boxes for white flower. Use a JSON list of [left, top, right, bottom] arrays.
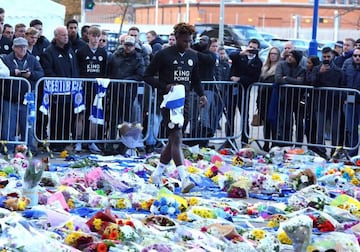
[[168, 206, 176, 215], [300, 175, 309, 183]]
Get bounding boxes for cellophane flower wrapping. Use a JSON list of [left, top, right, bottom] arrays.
[[280, 214, 312, 252], [306, 232, 360, 252]]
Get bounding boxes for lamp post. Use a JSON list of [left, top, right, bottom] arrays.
[[308, 0, 319, 56]]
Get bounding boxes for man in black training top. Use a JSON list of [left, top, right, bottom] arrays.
[[144, 22, 207, 193]]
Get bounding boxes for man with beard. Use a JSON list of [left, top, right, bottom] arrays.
[[66, 19, 86, 53]]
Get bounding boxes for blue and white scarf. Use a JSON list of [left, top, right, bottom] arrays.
[[89, 78, 110, 125], [39, 79, 85, 115]]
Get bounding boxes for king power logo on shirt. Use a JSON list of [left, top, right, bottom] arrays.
[[44, 79, 83, 94], [174, 69, 190, 82], [87, 63, 101, 73]]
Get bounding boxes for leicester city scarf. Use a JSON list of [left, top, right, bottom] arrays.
[[89, 78, 110, 125], [160, 84, 185, 126], [39, 79, 85, 115]]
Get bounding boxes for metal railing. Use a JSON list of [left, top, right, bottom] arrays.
[[34, 77, 152, 150], [247, 82, 360, 155]]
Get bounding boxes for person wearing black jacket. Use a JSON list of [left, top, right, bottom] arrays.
[[187, 35, 216, 146], [106, 35, 145, 155], [227, 38, 262, 145], [76, 26, 108, 153], [66, 19, 86, 53], [275, 50, 305, 145], [2, 37, 44, 154], [29, 19, 50, 60], [40, 26, 80, 152], [312, 47, 344, 157], [144, 23, 207, 193]]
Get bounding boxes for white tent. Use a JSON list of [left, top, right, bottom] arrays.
[[0, 0, 66, 40]]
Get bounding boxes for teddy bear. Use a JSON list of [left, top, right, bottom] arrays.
[[289, 168, 317, 190], [3, 196, 30, 211]]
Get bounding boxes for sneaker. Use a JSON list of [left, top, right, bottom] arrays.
[[181, 177, 195, 193], [75, 143, 82, 152], [89, 143, 102, 153]]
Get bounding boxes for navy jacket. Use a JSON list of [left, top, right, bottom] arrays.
[[2, 52, 44, 101]]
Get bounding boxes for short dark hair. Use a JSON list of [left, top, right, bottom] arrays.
[[322, 46, 333, 54], [3, 23, 12, 29], [30, 19, 42, 27], [81, 25, 90, 34], [66, 19, 78, 28], [173, 23, 195, 37], [248, 38, 260, 48], [128, 26, 139, 33]]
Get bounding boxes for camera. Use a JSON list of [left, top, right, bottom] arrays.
[[247, 49, 259, 54], [322, 60, 330, 65]]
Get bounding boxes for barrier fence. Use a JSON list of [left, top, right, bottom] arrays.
[[1, 76, 359, 156], [0, 76, 31, 153], [247, 82, 360, 156], [34, 77, 152, 152], [155, 81, 244, 149]]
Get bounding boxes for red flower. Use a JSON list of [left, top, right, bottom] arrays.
[[109, 231, 118, 240], [200, 226, 208, 232], [124, 220, 135, 228], [318, 220, 335, 232], [97, 243, 108, 252]]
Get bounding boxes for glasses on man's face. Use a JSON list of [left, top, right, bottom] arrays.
[[99, 39, 106, 43], [353, 54, 360, 58]]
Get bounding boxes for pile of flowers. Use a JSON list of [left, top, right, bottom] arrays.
[[150, 196, 181, 216]]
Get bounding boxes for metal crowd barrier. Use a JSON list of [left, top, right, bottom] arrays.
[[0, 76, 31, 152], [34, 77, 152, 150], [155, 81, 244, 149], [247, 82, 360, 154]]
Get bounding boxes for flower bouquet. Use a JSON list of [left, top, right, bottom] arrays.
[[143, 214, 177, 231], [280, 214, 313, 252], [150, 196, 181, 217]]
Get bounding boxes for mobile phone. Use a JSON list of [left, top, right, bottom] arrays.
[[247, 49, 258, 54]]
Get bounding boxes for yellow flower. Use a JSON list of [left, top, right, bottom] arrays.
[[65, 221, 74, 231], [272, 173, 282, 181], [116, 198, 127, 209], [268, 220, 279, 228], [93, 218, 103, 231], [351, 177, 360, 186], [67, 199, 75, 209], [60, 150, 68, 158], [188, 166, 200, 174], [188, 197, 199, 206], [212, 174, 220, 183], [177, 212, 188, 221], [278, 231, 292, 244], [204, 169, 212, 178], [0, 171, 7, 177], [252, 229, 265, 240]]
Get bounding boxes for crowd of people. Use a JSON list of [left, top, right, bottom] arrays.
[[0, 7, 360, 172]]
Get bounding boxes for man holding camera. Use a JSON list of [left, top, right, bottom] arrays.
[[226, 39, 262, 146], [312, 47, 344, 156]]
